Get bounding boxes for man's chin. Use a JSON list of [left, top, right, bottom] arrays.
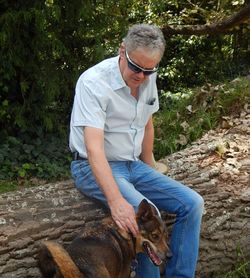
[[129, 79, 144, 88]]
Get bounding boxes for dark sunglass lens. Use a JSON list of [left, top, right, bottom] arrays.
[[143, 71, 154, 76], [128, 61, 141, 73]]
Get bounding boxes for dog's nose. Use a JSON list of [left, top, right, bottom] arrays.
[[166, 249, 173, 259]]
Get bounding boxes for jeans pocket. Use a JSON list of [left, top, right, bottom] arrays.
[[71, 160, 89, 180]]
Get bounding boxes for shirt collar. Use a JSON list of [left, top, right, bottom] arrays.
[[110, 56, 127, 91]]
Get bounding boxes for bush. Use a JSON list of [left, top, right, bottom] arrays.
[[0, 131, 71, 181]]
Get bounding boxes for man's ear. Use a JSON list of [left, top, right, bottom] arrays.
[[119, 42, 126, 56], [120, 42, 125, 50]]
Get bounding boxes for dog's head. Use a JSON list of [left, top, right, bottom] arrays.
[[135, 199, 172, 266]]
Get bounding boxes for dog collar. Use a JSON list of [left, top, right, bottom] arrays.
[[130, 259, 138, 278]]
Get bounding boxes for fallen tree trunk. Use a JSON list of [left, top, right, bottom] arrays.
[[161, 104, 250, 276], [0, 106, 249, 278]]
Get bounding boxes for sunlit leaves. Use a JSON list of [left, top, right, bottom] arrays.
[[154, 77, 250, 159]]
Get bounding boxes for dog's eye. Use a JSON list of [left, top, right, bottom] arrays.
[[151, 233, 160, 241]]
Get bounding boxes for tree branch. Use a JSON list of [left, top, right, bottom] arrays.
[[162, 4, 250, 36]]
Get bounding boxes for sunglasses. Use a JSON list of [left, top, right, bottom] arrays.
[[125, 50, 158, 76]]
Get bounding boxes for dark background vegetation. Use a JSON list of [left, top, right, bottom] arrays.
[[0, 0, 249, 186]]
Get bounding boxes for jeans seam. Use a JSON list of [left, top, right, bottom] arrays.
[[174, 211, 188, 276], [172, 203, 202, 278]]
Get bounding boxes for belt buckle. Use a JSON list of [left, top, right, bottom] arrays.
[[73, 152, 79, 160]]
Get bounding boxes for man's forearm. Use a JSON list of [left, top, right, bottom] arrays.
[[87, 149, 123, 204], [140, 117, 154, 166], [84, 127, 123, 204]]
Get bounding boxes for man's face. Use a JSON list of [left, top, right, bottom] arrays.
[[119, 47, 161, 90]]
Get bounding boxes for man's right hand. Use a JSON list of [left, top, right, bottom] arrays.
[[108, 197, 139, 237]]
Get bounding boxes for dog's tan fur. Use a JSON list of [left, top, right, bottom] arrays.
[[42, 241, 84, 278]]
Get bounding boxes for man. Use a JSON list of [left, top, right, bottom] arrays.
[[69, 24, 204, 278]]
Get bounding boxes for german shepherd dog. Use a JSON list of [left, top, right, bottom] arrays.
[[38, 199, 171, 278]]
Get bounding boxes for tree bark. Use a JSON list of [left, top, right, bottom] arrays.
[[161, 103, 250, 276], [162, 4, 250, 36], [0, 104, 249, 278]]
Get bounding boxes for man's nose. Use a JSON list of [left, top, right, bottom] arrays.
[[136, 71, 146, 78]]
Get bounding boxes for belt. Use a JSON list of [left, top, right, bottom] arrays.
[[73, 152, 88, 161]]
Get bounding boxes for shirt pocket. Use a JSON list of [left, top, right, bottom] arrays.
[[137, 103, 156, 128]]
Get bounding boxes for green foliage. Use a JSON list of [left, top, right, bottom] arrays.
[[222, 260, 250, 278], [0, 131, 71, 182], [0, 0, 132, 136], [158, 33, 249, 93], [0, 180, 18, 194], [218, 248, 250, 278], [154, 76, 250, 159]]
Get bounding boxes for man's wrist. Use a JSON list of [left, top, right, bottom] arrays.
[[107, 194, 124, 205]]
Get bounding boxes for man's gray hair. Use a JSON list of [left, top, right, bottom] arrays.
[[123, 24, 166, 58]]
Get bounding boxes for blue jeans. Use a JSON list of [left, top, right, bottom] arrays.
[[71, 160, 204, 278]]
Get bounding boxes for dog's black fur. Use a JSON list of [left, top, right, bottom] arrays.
[[38, 200, 171, 278]]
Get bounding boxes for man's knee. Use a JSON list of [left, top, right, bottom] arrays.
[[190, 192, 204, 216], [181, 190, 204, 218]]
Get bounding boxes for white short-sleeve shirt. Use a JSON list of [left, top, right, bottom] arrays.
[[69, 56, 159, 161]]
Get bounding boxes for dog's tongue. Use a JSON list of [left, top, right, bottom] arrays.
[[150, 252, 162, 266], [144, 243, 162, 266]]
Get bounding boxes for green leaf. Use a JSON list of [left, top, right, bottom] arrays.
[[18, 169, 26, 178]]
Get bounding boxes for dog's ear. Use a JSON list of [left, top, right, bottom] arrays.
[[137, 199, 157, 222]]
